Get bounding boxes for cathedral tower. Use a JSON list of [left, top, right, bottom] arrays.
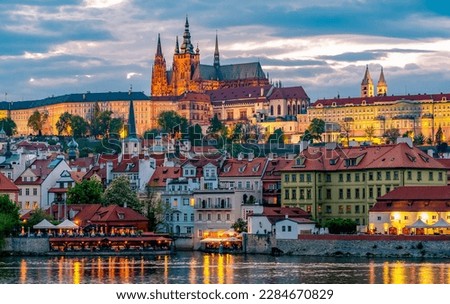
[[377, 66, 388, 96], [151, 34, 169, 96], [361, 65, 374, 98]]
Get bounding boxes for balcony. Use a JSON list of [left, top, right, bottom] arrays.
[[194, 202, 232, 210]]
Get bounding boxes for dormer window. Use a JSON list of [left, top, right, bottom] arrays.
[[117, 212, 125, 220]]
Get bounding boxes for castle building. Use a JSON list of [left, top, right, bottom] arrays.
[[151, 16, 269, 97]]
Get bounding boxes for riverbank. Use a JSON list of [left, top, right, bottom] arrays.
[[245, 234, 450, 258]]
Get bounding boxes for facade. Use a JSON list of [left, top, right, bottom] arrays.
[[369, 186, 450, 235], [151, 17, 269, 97], [308, 67, 450, 144], [15, 156, 71, 213], [0, 171, 19, 203], [280, 142, 448, 227]]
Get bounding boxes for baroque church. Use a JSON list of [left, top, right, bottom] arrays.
[[151, 16, 269, 97]]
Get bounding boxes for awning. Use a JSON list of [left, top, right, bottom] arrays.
[[430, 218, 450, 228], [56, 219, 79, 229], [33, 219, 56, 229], [406, 218, 430, 228]]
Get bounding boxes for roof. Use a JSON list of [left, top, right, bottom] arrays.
[[312, 93, 450, 107], [219, 158, 267, 178], [377, 186, 450, 201], [262, 158, 290, 182], [279, 143, 447, 172], [0, 91, 149, 110], [112, 157, 139, 173], [260, 206, 310, 218], [208, 85, 272, 103], [74, 204, 148, 226], [148, 166, 182, 187], [268, 86, 309, 101], [15, 157, 65, 185], [193, 62, 267, 82], [0, 172, 19, 192]]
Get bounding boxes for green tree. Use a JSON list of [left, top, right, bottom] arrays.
[[0, 117, 17, 136], [188, 123, 203, 146], [383, 128, 400, 144], [435, 126, 444, 145], [0, 195, 20, 244], [413, 133, 425, 146], [307, 118, 325, 141], [324, 218, 357, 234], [103, 176, 141, 212], [143, 184, 168, 232], [24, 208, 54, 229], [207, 114, 226, 139], [67, 179, 103, 205], [56, 112, 73, 135], [71, 115, 89, 138], [27, 110, 49, 136], [157, 111, 188, 134], [231, 218, 247, 233], [109, 117, 124, 138], [267, 128, 284, 144]]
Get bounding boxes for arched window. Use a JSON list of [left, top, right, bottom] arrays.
[[270, 105, 274, 116], [287, 105, 291, 116], [277, 105, 281, 116]]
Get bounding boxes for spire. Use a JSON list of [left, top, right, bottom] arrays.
[[361, 65, 373, 85], [174, 36, 179, 54], [127, 94, 137, 139], [214, 32, 220, 68], [377, 66, 388, 96], [156, 33, 163, 56], [180, 15, 194, 54]]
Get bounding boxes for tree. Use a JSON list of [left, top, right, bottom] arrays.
[[207, 114, 226, 143], [267, 128, 284, 144], [324, 218, 357, 234], [231, 218, 247, 233], [103, 176, 141, 212], [0, 117, 17, 136], [157, 111, 188, 135], [307, 118, 325, 142], [109, 117, 124, 138], [71, 115, 89, 138], [364, 126, 375, 141], [340, 122, 352, 146], [143, 184, 169, 232], [24, 208, 54, 230], [0, 195, 20, 244], [27, 110, 48, 136], [413, 133, 425, 146], [56, 112, 73, 135], [435, 126, 444, 145], [188, 123, 203, 146], [67, 179, 103, 205], [383, 128, 400, 144]]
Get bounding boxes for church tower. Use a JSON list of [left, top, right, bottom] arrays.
[[122, 90, 141, 157], [171, 16, 200, 96], [361, 65, 374, 98], [376, 66, 388, 96], [151, 34, 169, 96]]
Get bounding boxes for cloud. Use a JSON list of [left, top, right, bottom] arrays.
[[83, 0, 129, 8]]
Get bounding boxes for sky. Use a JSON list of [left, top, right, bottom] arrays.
[[1, 0, 450, 104]]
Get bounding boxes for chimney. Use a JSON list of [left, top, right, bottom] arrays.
[[260, 87, 264, 97]]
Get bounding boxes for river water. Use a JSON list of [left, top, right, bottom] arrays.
[[0, 251, 449, 284]]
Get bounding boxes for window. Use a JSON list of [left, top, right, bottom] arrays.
[[25, 188, 30, 196], [386, 171, 391, 180], [306, 205, 312, 213], [326, 205, 332, 214], [291, 189, 297, 199], [346, 189, 351, 199], [198, 214, 202, 221], [377, 216, 381, 221], [429, 172, 433, 181], [184, 214, 188, 222], [299, 174, 305, 182], [306, 174, 312, 182], [326, 174, 331, 182], [339, 189, 343, 199], [287, 226, 292, 232], [369, 172, 374, 181], [339, 174, 343, 182], [346, 205, 351, 214], [418, 171, 422, 181], [217, 214, 221, 221], [300, 189, 305, 200], [285, 189, 290, 199], [326, 189, 332, 199], [355, 188, 360, 199], [355, 205, 360, 213], [393, 171, 399, 180], [346, 174, 351, 182], [291, 174, 297, 182], [282, 225, 286, 232], [407, 171, 412, 180], [190, 214, 194, 222], [307, 189, 312, 200], [284, 175, 289, 182], [338, 205, 344, 214], [369, 188, 373, 198], [19, 189, 22, 196], [439, 172, 443, 181], [207, 214, 211, 221], [355, 173, 360, 182], [226, 214, 230, 221], [376, 172, 382, 181], [377, 187, 382, 198]]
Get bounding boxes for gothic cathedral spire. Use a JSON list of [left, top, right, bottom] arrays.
[[151, 33, 169, 96], [214, 32, 220, 68], [361, 65, 374, 98], [180, 15, 194, 54], [377, 66, 388, 96]]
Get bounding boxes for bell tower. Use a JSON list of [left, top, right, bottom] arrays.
[[377, 66, 388, 96], [361, 65, 374, 98], [151, 34, 169, 96]]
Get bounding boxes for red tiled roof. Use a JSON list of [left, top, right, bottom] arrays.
[[262, 158, 290, 181], [261, 206, 310, 218], [208, 85, 271, 103], [112, 157, 139, 173], [313, 93, 450, 107], [14, 158, 63, 185], [219, 158, 267, 177], [268, 86, 309, 100], [0, 172, 19, 192], [148, 166, 182, 187], [280, 143, 446, 172], [83, 165, 107, 181], [69, 156, 95, 169], [378, 186, 450, 201]]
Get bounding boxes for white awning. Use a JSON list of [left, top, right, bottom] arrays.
[[33, 219, 56, 229]]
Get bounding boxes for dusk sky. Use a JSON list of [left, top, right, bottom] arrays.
[[1, 0, 450, 103]]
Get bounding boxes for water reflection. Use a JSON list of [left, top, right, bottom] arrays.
[[1, 253, 449, 284]]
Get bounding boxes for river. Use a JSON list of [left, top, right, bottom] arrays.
[[0, 251, 449, 284]]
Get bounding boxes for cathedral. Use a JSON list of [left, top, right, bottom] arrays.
[[151, 16, 269, 97]]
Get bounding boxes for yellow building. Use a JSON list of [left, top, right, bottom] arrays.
[[308, 67, 450, 144], [280, 142, 448, 227], [369, 186, 450, 235]]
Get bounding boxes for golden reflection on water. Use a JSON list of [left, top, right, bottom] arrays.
[[418, 264, 434, 284], [20, 259, 27, 284], [368, 261, 375, 284], [73, 261, 81, 284], [203, 254, 210, 284], [390, 262, 405, 284]]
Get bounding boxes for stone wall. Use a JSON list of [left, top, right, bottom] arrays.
[[245, 234, 450, 258], [2, 237, 49, 254]]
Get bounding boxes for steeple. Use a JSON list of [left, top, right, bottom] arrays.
[[156, 33, 163, 56], [214, 32, 220, 68], [127, 95, 137, 139], [360, 65, 374, 98], [377, 66, 388, 96], [180, 15, 194, 54], [174, 36, 180, 54]]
